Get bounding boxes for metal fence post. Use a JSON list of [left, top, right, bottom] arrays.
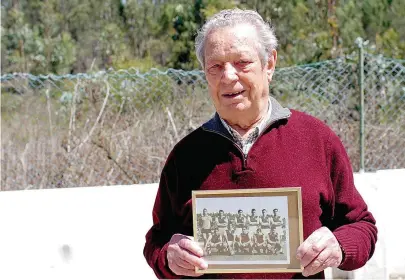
[[356, 37, 365, 172]]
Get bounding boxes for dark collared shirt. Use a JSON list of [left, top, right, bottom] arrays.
[[219, 99, 272, 156]]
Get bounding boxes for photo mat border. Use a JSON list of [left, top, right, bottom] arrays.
[[192, 187, 304, 274]]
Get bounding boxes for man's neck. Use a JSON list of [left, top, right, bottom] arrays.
[[230, 120, 261, 138], [223, 101, 270, 138]]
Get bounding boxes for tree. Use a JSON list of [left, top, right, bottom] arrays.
[[1, 0, 404, 74]]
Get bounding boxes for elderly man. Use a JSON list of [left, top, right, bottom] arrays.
[[144, 8, 377, 279]]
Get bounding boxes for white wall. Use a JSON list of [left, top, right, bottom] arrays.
[[0, 170, 404, 279], [0, 184, 158, 280], [352, 169, 405, 279]]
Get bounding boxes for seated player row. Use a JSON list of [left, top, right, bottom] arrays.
[[204, 225, 284, 256]]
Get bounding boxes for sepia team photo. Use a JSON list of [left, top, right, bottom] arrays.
[[197, 207, 288, 261]]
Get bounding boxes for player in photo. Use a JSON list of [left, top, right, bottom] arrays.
[[234, 209, 246, 236], [270, 208, 283, 238], [227, 223, 236, 251], [199, 208, 213, 248], [234, 226, 253, 255], [204, 227, 225, 256], [259, 208, 271, 236], [247, 208, 259, 237], [215, 210, 234, 255], [266, 226, 283, 255], [253, 227, 267, 254]]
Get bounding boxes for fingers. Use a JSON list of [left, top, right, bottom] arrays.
[[176, 256, 197, 270], [167, 234, 208, 277], [297, 232, 328, 267], [178, 247, 208, 269], [178, 237, 204, 257], [296, 228, 324, 265], [302, 247, 334, 277], [296, 227, 343, 277], [169, 262, 204, 277], [302, 244, 342, 277]]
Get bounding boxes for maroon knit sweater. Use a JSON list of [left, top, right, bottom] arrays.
[[144, 106, 377, 279]]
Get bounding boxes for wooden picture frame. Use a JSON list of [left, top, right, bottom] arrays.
[[192, 187, 303, 274]]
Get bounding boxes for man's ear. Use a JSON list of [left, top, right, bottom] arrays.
[[266, 49, 277, 81]]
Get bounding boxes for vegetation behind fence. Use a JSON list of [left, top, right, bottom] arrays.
[[1, 52, 404, 190]]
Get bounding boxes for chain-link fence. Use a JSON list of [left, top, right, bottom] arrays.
[[1, 52, 405, 190]]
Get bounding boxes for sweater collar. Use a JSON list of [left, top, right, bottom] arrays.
[[201, 96, 291, 138], [219, 98, 272, 141]]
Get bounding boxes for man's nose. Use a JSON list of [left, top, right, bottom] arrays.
[[222, 63, 238, 83]]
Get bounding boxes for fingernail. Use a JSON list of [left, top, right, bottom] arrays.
[[201, 261, 208, 269]]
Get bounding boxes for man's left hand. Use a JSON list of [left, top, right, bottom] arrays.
[[296, 227, 343, 277]]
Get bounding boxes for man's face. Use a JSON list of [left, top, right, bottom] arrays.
[[238, 211, 243, 216], [203, 209, 207, 215], [243, 227, 249, 234], [262, 210, 267, 216], [273, 209, 278, 215], [204, 24, 277, 124], [252, 209, 256, 216], [219, 211, 224, 217]]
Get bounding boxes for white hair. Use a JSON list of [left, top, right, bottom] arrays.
[[195, 9, 278, 68]]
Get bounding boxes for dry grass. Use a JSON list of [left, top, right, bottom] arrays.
[[1, 66, 404, 190], [1, 75, 214, 190]]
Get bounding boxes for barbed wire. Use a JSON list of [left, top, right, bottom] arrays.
[[1, 53, 404, 190]]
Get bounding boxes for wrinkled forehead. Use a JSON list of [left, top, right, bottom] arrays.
[[204, 25, 260, 60]]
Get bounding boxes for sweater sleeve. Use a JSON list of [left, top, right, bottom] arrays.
[[143, 155, 180, 279], [326, 132, 378, 271]]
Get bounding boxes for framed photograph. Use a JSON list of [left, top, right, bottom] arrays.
[[192, 187, 303, 274]]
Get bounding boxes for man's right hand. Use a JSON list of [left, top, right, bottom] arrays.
[[167, 234, 208, 277]]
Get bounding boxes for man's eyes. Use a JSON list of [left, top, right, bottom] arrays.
[[209, 61, 251, 68], [209, 64, 221, 69], [237, 60, 251, 66], [207, 64, 221, 73]]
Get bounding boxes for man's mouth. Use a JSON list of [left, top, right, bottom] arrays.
[[223, 90, 245, 98]]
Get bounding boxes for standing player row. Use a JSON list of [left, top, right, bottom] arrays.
[[199, 208, 285, 237]]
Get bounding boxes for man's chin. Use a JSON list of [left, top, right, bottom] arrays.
[[222, 102, 249, 112]]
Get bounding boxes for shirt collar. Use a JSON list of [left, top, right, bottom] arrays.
[[219, 98, 272, 139], [201, 96, 291, 139]]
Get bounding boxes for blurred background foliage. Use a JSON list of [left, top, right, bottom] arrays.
[[2, 0, 404, 75]]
